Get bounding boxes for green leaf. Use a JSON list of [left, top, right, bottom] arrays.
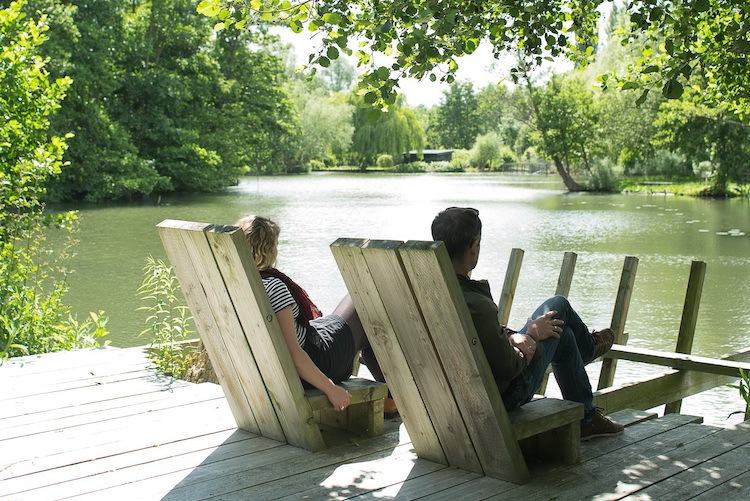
[[695, 0, 710, 12], [376, 66, 389, 80], [322, 13, 342, 25], [318, 56, 330, 67], [635, 89, 650, 106], [621, 81, 639, 91], [327, 46, 339, 60], [367, 108, 382, 122], [662, 79, 684, 99], [665, 38, 674, 55], [642, 65, 660, 73], [197, 1, 220, 17], [364, 91, 377, 104]]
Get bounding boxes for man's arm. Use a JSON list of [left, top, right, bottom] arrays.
[[468, 301, 527, 384]]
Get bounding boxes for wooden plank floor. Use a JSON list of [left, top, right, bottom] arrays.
[[2, 346, 749, 500]]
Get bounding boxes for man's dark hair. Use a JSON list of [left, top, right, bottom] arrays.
[[431, 207, 482, 259]]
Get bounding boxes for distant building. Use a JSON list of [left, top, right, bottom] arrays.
[[403, 149, 453, 163]]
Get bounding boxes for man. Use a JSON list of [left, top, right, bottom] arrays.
[[431, 207, 624, 440]]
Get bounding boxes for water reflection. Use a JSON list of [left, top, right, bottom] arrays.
[[50, 172, 750, 426]]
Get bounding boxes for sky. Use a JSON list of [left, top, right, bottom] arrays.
[[272, 4, 614, 108], [275, 27, 562, 108]]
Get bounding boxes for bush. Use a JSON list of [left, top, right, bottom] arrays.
[[308, 159, 325, 171], [1, 2, 108, 359], [428, 161, 464, 172], [286, 163, 311, 173], [376, 154, 394, 168], [394, 161, 428, 173], [586, 158, 621, 192], [633, 150, 692, 177], [449, 149, 472, 170], [138, 257, 195, 378], [470, 131, 503, 170]]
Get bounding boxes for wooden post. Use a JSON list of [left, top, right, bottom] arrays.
[[555, 252, 577, 297], [598, 256, 638, 390], [538, 252, 577, 395], [665, 261, 706, 414], [497, 248, 524, 327]]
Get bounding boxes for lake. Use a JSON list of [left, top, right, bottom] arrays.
[[51, 172, 750, 426]]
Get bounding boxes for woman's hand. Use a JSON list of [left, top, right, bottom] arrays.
[[526, 310, 564, 341], [326, 384, 352, 412], [275, 306, 352, 410], [509, 333, 537, 365]]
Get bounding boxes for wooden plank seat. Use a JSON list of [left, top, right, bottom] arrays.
[[331, 238, 584, 485], [157, 220, 387, 452]]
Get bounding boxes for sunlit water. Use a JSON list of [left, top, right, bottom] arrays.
[[50, 172, 750, 426]]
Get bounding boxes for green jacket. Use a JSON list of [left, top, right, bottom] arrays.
[[457, 274, 528, 394]]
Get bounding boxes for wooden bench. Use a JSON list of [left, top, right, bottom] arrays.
[[157, 220, 387, 452], [331, 239, 583, 485]]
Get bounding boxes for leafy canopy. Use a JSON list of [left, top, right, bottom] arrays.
[[197, 1, 750, 117], [196, 0, 602, 109]]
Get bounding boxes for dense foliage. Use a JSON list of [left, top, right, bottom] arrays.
[[19, 0, 296, 201], [196, 0, 749, 119], [1, 1, 107, 359]]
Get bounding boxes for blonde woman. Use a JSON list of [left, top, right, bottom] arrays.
[[236, 215, 389, 414]]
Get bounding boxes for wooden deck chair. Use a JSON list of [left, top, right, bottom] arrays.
[[331, 239, 583, 484], [157, 220, 387, 452]]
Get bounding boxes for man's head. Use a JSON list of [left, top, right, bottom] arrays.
[[431, 207, 482, 263]]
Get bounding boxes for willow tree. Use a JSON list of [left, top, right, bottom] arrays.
[[349, 94, 425, 168]]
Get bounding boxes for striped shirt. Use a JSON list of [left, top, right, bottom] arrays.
[[263, 276, 307, 346], [263, 276, 336, 349]]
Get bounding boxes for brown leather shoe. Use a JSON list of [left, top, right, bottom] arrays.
[[591, 328, 615, 359], [384, 397, 399, 420], [581, 408, 624, 440]]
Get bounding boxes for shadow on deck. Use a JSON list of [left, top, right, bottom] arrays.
[[2, 346, 749, 500]]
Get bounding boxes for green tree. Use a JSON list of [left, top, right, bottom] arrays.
[[654, 93, 750, 195], [285, 81, 354, 166], [517, 72, 601, 191], [24, 0, 295, 201], [1, 1, 107, 358], [433, 81, 480, 150], [470, 131, 510, 171], [350, 95, 425, 169], [201, 28, 297, 175], [610, 0, 750, 117], [476, 83, 524, 157]]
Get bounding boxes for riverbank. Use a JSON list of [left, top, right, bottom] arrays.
[[302, 168, 749, 198], [618, 177, 749, 197]]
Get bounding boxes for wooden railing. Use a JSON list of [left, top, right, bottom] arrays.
[[496, 249, 750, 420]]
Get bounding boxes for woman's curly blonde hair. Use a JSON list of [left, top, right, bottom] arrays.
[[235, 215, 280, 270]]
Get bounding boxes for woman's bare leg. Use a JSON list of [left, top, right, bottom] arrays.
[[333, 294, 386, 383]]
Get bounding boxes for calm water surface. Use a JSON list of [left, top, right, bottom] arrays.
[[52, 172, 750, 426]]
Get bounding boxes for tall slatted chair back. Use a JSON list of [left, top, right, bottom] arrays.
[[158, 220, 386, 452], [331, 238, 583, 485]]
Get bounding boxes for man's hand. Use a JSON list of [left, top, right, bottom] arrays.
[[509, 333, 537, 366], [526, 310, 564, 341]]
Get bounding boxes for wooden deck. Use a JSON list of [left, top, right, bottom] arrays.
[[2, 346, 749, 501]]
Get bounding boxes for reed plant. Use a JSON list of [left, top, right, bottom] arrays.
[[137, 257, 195, 377]]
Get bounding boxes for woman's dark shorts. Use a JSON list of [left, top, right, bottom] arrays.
[[302, 314, 356, 385]]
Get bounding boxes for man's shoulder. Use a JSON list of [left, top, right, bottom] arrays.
[[457, 275, 496, 314]]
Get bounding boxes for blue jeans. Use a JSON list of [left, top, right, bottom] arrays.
[[501, 296, 597, 424]]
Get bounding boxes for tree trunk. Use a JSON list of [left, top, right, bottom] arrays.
[[553, 156, 586, 191]]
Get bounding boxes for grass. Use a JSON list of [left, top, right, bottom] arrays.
[[618, 177, 749, 197]]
